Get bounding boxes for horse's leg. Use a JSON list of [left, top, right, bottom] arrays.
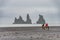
[[48, 26, 49, 30], [46, 26, 49, 30], [45, 26, 48, 30], [43, 27, 45, 30], [42, 26, 45, 30]]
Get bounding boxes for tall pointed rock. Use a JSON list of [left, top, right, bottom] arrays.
[[13, 17, 18, 24], [26, 14, 32, 24], [36, 14, 45, 24], [18, 16, 25, 24]]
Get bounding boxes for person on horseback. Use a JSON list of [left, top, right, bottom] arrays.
[[45, 23, 48, 27], [45, 23, 49, 30], [42, 23, 49, 30]]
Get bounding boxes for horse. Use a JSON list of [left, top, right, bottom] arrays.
[[42, 24, 49, 30]]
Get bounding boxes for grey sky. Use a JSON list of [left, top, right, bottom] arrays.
[[0, 0, 55, 7], [0, 0, 60, 25]]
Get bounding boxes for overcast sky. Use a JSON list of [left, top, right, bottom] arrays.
[[0, 0, 60, 25]]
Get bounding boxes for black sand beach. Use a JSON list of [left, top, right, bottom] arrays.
[[0, 26, 60, 40]]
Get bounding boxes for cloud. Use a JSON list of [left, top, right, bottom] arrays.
[[0, 7, 58, 19], [1, 7, 58, 14], [0, 0, 55, 7]]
